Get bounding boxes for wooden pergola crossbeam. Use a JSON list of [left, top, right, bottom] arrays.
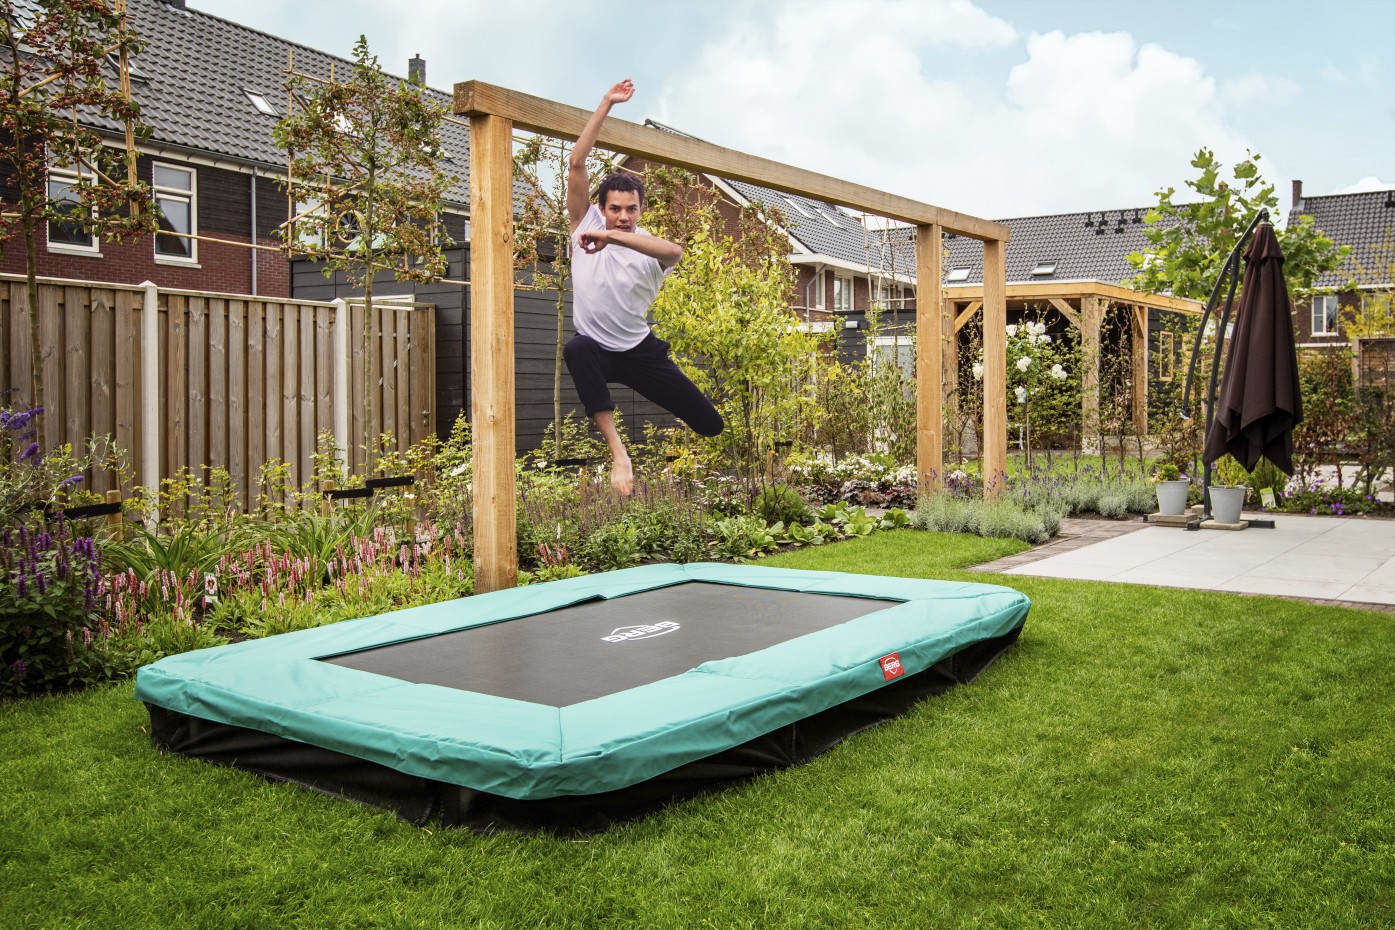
[[454, 80, 1009, 590], [954, 300, 983, 332]]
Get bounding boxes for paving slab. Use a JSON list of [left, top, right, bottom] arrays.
[[982, 513, 1395, 610]]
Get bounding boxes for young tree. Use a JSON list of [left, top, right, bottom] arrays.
[[273, 35, 454, 439], [1341, 230, 1395, 340], [0, 0, 155, 410], [1128, 148, 1348, 301]]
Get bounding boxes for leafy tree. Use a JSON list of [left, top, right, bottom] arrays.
[[512, 136, 615, 460], [273, 36, 454, 439], [642, 167, 823, 494], [1128, 148, 1348, 301], [0, 0, 155, 410], [1341, 229, 1395, 340]]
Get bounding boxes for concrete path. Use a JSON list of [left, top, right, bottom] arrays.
[[976, 514, 1395, 611]]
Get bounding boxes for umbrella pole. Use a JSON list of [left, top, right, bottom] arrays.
[[1179, 209, 1270, 522]]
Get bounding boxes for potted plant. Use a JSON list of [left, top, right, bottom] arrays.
[[1209, 456, 1250, 524], [1151, 462, 1190, 516]]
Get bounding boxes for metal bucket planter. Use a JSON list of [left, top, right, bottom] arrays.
[[1155, 480, 1190, 516], [1209, 486, 1247, 524]]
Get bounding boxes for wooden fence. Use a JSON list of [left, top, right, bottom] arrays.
[[0, 274, 435, 509]]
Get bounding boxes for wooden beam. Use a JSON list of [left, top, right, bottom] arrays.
[[469, 114, 518, 593], [954, 300, 983, 332], [1081, 296, 1104, 453], [916, 223, 943, 493], [982, 240, 1007, 497], [1131, 305, 1148, 436], [1046, 296, 1082, 330], [944, 280, 1203, 315], [454, 81, 1007, 242]]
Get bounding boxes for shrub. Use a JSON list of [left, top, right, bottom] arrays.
[[913, 494, 1057, 544], [707, 515, 778, 562], [754, 481, 811, 525], [578, 521, 641, 571], [0, 519, 108, 696]]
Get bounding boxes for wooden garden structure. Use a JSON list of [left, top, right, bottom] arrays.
[[943, 280, 1203, 439], [454, 80, 1010, 592]]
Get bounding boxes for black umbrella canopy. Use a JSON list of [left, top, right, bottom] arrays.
[[1202, 223, 1304, 474]]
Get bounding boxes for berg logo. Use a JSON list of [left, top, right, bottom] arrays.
[[878, 653, 904, 681], [602, 620, 680, 643]]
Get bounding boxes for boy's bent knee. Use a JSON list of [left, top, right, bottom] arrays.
[[690, 409, 724, 438]]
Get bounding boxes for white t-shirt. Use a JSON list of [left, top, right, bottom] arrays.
[[571, 204, 672, 351]]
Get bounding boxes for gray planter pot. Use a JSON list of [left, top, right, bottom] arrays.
[[1209, 485, 1247, 524], [1155, 480, 1190, 516]]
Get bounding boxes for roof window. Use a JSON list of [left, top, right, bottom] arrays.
[[815, 209, 842, 228], [946, 268, 970, 282], [783, 197, 814, 219], [1030, 260, 1057, 276], [245, 90, 279, 116]]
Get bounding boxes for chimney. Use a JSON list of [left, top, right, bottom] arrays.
[[1291, 179, 1304, 211], [408, 54, 426, 85]]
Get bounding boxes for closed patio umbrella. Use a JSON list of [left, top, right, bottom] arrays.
[[1201, 221, 1304, 474]]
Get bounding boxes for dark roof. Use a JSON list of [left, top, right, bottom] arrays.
[[642, 120, 916, 279], [943, 207, 1166, 287], [1288, 188, 1395, 289], [22, 0, 474, 207]]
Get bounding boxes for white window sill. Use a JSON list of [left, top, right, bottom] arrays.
[[47, 245, 102, 257], [155, 257, 201, 268]]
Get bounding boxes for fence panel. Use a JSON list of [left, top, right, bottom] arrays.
[[0, 275, 435, 511]]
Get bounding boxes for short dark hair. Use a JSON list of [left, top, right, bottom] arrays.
[[597, 173, 644, 209]]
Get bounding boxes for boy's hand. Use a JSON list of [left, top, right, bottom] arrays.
[[604, 79, 635, 106], [578, 229, 610, 254]]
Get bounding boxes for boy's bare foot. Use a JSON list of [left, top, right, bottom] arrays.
[[610, 455, 634, 495]]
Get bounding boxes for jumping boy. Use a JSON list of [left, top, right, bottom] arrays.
[[564, 78, 723, 495]]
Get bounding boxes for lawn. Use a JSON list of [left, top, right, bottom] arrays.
[[2, 531, 1392, 930]]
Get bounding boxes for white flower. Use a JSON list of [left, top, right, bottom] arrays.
[[972, 362, 984, 381], [1014, 386, 1028, 404], [1051, 363, 1068, 380], [1005, 324, 1018, 337], [1016, 356, 1031, 372], [1039, 334, 1051, 344], [1031, 321, 1047, 337]]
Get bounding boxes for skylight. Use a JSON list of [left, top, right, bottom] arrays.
[[245, 90, 278, 116], [783, 197, 814, 219], [1030, 261, 1057, 276], [815, 209, 842, 229], [946, 268, 970, 282]]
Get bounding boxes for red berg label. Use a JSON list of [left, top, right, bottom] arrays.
[[879, 653, 904, 681]]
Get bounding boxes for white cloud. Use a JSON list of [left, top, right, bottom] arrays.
[[659, 11, 1262, 219], [1335, 176, 1394, 194], [1221, 73, 1301, 107]]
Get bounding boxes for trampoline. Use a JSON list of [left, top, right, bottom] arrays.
[[137, 562, 1030, 833]]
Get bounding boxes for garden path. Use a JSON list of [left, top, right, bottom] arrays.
[[974, 514, 1395, 612]]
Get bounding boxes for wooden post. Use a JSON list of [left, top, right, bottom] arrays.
[[942, 295, 960, 459], [105, 489, 123, 542], [981, 239, 1008, 497], [140, 281, 160, 525], [915, 223, 944, 493], [331, 298, 350, 471], [1131, 305, 1149, 437], [1081, 296, 1103, 455], [468, 113, 518, 593], [321, 479, 334, 518]]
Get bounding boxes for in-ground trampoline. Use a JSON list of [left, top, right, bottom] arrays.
[[137, 562, 1030, 833]]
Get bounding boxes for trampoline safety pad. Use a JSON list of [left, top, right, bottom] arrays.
[[137, 562, 1030, 832]]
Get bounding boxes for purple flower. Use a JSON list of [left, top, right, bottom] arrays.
[[59, 474, 83, 488], [10, 660, 25, 681], [20, 442, 38, 461]]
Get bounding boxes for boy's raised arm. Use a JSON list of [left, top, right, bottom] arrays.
[[567, 79, 634, 233]]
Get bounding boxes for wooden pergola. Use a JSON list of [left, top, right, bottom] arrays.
[[454, 81, 1009, 592], [941, 280, 1202, 441]]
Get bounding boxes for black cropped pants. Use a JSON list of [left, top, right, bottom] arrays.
[[563, 332, 724, 437]]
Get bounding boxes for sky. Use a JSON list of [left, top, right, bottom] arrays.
[[193, 0, 1395, 223]]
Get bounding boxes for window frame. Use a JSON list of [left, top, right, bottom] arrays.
[[833, 273, 854, 314], [1311, 294, 1339, 336], [806, 269, 826, 311], [45, 164, 101, 256], [152, 161, 199, 265]]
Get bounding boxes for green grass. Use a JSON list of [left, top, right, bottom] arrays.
[[3, 531, 1392, 929]]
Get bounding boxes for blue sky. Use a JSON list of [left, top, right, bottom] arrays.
[[194, 0, 1394, 222]]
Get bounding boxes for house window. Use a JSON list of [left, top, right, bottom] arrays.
[[244, 90, 278, 116], [833, 274, 853, 313], [783, 197, 814, 219], [1030, 260, 1057, 276], [153, 163, 197, 262], [806, 270, 826, 311], [1157, 331, 1175, 382], [871, 335, 915, 381], [946, 268, 970, 282], [46, 165, 99, 253], [1311, 295, 1339, 336]]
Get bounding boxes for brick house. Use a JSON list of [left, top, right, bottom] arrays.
[[1287, 180, 1395, 348]]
